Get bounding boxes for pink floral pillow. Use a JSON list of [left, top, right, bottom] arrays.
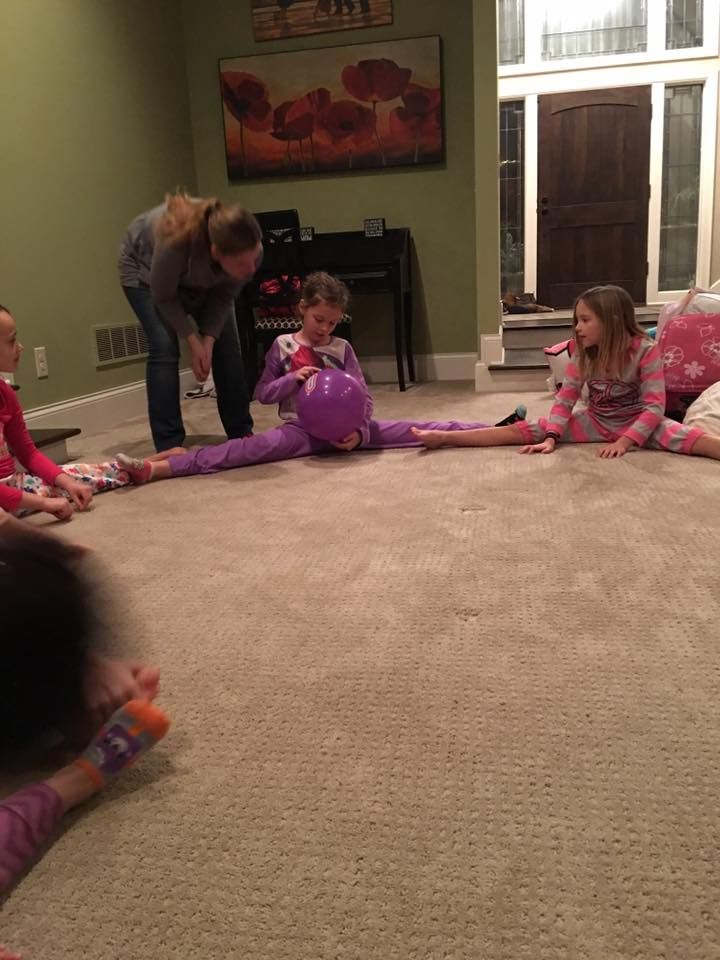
[[659, 313, 720, 404]]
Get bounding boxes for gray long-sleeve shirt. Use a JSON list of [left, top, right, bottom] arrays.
[[118, 203, 251, 340]]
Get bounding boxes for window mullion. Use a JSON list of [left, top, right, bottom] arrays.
[[647, 0, 667, 54], [524, 1, 543, 68]]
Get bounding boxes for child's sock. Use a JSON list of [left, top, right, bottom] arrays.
[[73, 700, 170, 789], [116, 453, 154, 485], [494, 404, 527, 427]]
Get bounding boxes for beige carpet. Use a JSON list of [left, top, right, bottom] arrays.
[[2, 383, 720, 960]]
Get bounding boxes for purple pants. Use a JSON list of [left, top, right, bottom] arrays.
[[0, 783, 63, 892], [168, 418, 490, 477]]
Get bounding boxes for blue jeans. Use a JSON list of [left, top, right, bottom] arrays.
[[123, 286, 253, 452]]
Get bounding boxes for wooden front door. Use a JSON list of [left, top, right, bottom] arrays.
[[537, 86, 651, 308]]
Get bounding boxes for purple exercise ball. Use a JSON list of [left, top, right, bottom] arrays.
[[296, 368, 367, 442]]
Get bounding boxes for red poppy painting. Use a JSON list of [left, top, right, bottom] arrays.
[[252, 0, 393, 43], [219, 36, 443, 180]]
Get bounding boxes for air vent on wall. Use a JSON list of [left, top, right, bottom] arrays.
[[94, 323, 148, 366]]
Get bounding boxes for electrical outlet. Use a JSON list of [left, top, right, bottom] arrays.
[[34, 346, 48, 379]]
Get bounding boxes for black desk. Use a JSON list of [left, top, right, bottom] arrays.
[[301, 228, 414, 391]]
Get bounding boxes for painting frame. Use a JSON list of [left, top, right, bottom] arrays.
[[219, 35, 444, 182], [251, 0, 393, 43]]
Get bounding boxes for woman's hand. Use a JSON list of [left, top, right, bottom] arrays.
[[598, 438, 632, 459], [332, 431, 362, 452], [201, 334, 216, 375], [295, 365, 320, 383], [55, 473, 93, 510], [188, 334, 211, 383], [519, 438, 556, 455]]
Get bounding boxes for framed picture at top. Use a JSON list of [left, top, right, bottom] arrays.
[[219, 34, 443, 181], [252, 0, 393, 43]]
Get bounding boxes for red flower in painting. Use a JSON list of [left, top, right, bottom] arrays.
[[272, 89, 332, 172], [285, 87, 332, 127], [221, 71, 273, 176], [341, 59, 412, 104], [320, 100, 377, 169], [221, 72, 273, 131], [322, 100, 376, 145], [271, 101, 314, 142], [389, 83, 442, 141]]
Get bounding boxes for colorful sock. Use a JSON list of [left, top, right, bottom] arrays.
[[73, 700, 170, 789], [495, 404, 527, 427], [116, 453, 154, 485]]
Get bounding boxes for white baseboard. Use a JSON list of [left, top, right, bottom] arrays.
[[22, 350, 488, 438], [24, 369, 195, 435], [361, 352, 477, 383]]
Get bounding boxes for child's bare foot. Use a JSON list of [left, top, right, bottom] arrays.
[[410, 427, 446, 449]]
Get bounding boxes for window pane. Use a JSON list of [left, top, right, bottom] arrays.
[[499, 100, 524, 294], [666, 0, 703, 49], [659, 84, 702, 291], [542, 0, 647, 60], [498, 0, 524, 65]]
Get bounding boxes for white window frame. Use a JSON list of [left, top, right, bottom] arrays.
[[499, 59, 719, 304], [500, 0, 719, 78]]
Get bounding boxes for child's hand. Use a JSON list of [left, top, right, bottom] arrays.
[[55, 473, 93, 510], [332, 431, 361, 451], [598, 439, 632, 459], [295, 365, 320, 383], [43, 496, 74, 521], [520, 438, 556, 455], [83, 654, 161, 726]]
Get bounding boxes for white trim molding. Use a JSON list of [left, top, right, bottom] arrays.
[[24, 370, 195, 436]]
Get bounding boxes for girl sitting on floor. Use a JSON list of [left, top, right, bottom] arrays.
[[410, 284, 720, 462], [116, 271, 524, 484], [0, 303, 130, 520]]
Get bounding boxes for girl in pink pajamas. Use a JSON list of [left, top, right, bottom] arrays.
[[411, 285, 720, 462], [0, 304, 130, 522], [117, 272, 524, 483]]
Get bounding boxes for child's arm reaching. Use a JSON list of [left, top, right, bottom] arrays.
[[540, 358, 582, 449], [253, 339, 303, 406], [619, 341, 665, 448], [1, 386, 89, 513]]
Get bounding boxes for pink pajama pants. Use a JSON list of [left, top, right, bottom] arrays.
[[0, 783, 63, 892], [515, 411, 704, 454]]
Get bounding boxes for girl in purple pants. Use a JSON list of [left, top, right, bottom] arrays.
[[117, 271, 523, 484]]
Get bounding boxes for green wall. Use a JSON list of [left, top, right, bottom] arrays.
[[181, 0, 500, 358], [0, 0, 197, 409]]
